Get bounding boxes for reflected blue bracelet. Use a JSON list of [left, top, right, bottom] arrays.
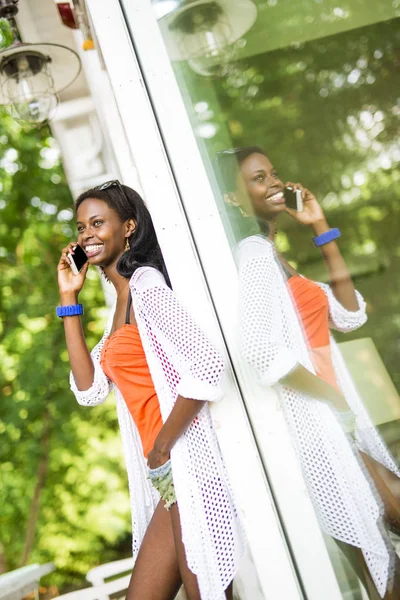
[[56, 304, 84, 318], [313, 228, 341, 247]]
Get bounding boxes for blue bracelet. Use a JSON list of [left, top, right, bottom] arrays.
[[56, 304, 84, 318], [313, 228, 341, 247]]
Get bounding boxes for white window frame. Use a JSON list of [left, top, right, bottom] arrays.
[[85, 1, 345, 598]]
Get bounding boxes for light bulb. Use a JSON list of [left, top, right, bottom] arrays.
[[5, 93, 58, 124], [187, 42, 237, 77]]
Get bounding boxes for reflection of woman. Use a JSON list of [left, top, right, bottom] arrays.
[[216, 147, 400, 599], [56, 182, 244, 600]]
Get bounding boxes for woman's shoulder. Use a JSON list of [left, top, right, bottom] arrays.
[[235, 235, 275, 265], [130, 266, 167, 292]]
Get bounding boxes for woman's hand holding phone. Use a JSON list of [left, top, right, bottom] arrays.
[[57, 242, 89, 299], [284, 181, 326, 228]]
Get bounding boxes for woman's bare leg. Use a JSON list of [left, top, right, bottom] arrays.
[[335, 539, 400, 600], [169, 503, 201, 600], [169, 503, 233, 600], [224, 582, 233, 599], [126, 500, 182, 600]]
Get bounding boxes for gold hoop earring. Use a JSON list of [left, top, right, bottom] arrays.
[[125, 237, 130, 251], [224, 193, 249, 217]]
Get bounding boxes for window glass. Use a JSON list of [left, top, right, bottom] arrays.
[[147, 2, 400, 598]]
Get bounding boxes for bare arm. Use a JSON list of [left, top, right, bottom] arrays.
[[312, 218, 359, 311], [147, 397, 206, 469], [58, 243, 95, 390], [285, 182, 359, 311]]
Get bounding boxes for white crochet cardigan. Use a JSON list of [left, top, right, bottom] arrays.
[[70, 266, 245, 600], [237, 235, 400, 597]]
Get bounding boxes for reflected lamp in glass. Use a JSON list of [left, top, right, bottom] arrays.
[[153, 0, 257, 76]]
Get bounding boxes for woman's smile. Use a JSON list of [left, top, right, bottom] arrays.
[[265, 191, 285, 205], [83, 243, 104, 258]]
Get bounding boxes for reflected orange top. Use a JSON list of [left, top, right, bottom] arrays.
[[100, 324, 163, 458], [288, 276, 340, 390]]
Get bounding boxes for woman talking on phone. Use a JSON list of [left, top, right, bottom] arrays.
[[57, 181, 244, 600], [216, 147, 400, 599]]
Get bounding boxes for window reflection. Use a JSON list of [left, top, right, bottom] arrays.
[[216, 145, 400, 598], [152, 2, 400, 596], [191, 16, 400, 435]]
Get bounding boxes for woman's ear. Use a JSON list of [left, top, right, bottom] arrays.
[[126, 218, 136, 237], [223, 193, 249, 217]]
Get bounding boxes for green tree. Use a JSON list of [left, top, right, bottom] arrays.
[[0, 115, 131, 590]]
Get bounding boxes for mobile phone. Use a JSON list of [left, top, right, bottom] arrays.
[[284, 187, 303, 211], [68, 244, 88, 275]]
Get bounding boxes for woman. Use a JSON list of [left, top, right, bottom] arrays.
[[216, 147, 400, 599], [57, 181, 244, 600]]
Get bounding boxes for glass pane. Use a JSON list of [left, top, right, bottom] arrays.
[[143, 1, 400, 598]]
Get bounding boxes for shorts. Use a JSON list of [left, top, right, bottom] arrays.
[[148, 459, 177, 510]]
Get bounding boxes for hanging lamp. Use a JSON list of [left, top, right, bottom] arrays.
[[152, 0, 257, 76], [0, 0, 81, 125]]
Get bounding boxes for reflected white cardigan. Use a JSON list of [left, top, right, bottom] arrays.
[[70, 266, 245, 600], [237, 235, 400, 597]]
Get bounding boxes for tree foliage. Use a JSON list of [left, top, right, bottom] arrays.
[[0, 115, 131, 590]]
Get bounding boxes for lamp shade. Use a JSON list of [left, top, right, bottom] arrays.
[[154, 0, 257, 62], [0, 42, 81, 105]]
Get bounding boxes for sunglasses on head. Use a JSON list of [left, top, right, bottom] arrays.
[[93, 180, 128, 202], [216, 147, 265, 158], [216, 148, 243, 157]]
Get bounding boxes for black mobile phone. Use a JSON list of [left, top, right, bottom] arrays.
[[284, 187, 303, 211], [68, 244, 88, 275]]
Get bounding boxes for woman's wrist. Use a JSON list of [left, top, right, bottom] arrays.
[[154, 430, 174, 455], [59, 292, 79, 305], [311, 218, 330, 235]]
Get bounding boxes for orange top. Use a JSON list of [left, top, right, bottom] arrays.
[[288, 276, 340, 391], [100, 324, 163, 458]]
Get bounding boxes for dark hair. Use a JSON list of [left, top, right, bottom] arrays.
[[215, 146, 267, 194], [215, 146, 269, 241], [75, 184, 171, 287]]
